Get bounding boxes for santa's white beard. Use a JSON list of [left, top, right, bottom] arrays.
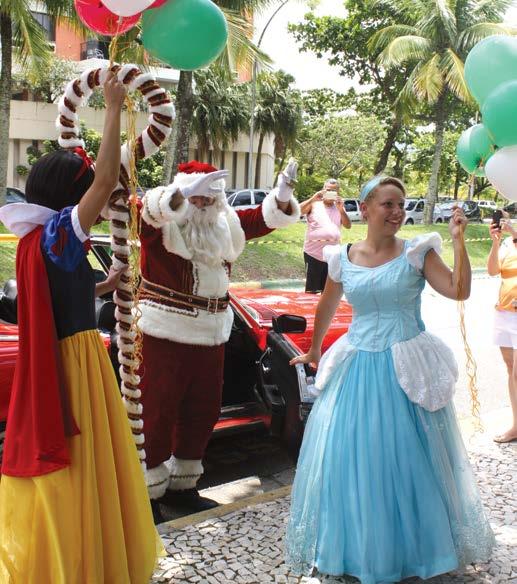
[[182, 199, 234, 267]]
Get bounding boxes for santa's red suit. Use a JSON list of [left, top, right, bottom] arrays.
[[138, 163, 300, 498]]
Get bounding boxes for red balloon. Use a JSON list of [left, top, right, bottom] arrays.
[[149, 0, 168, 7], [74, 0, 141, 36]]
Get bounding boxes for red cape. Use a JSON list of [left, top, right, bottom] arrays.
[[2, 227, 79, 477]]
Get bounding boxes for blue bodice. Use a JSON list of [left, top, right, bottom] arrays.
[[340, 241, 426, 352]]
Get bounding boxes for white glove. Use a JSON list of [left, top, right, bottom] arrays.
[[276, 158, 298, 202], [180, 169, 229, 199]]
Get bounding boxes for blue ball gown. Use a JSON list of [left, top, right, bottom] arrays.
[[286, 234, 494, 584]]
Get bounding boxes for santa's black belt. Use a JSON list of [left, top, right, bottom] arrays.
[[140, 278, 229, 314]]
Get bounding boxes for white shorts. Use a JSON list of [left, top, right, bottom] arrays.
[[493, 309, 517, 349]]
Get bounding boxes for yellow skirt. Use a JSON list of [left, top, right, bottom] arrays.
[[0, 330, 162, 583]]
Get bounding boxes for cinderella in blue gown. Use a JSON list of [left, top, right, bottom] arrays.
[[286, 234, 494, 584]]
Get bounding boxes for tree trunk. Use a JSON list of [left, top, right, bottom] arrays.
[[254, 132, 265, 189], [424, 94, 447, 225], [373, 113, 402, 175], [162, 70, 193, 185], [0, 14, 13, 206]]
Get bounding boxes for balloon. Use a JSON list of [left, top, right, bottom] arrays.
[[482, 80, 517, 148], [142, 0, 228, 70], [102, 0, 155, 17], [149, 0, 168, 7], [464, 35, 517, 107], [456, 124, 494, 174], [74, 0, 140, 36], [485, 146, 517, 201]]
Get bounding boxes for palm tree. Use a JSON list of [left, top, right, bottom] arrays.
[[0, 0, 76, 206], [369, 0, 512, 223], [191, 66, 250, 164], [252, 70, 301, 187], [162, 0, 273, 184]]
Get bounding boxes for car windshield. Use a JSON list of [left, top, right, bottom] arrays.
[[405, 200, 417, 210]]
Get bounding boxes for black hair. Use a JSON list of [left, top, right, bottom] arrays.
[[25, 150, 95, 211]]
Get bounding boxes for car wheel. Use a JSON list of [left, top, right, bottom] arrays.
[[405, 218, 414, 225], [435, 218, 443, 223]]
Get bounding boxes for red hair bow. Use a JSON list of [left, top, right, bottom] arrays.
[[73, 147, 95, 182]]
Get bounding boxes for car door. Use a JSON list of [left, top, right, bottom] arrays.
[[344, 199, 360, 221], [415, 200, 425, 223], [253, 191, 268, 208]]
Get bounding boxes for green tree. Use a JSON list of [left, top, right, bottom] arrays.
[[0, 0, 76, 205], [13, 56, 76, 104], [252, 70, 302, 187], [370, 0, 512, 223], [297, 114, 385, 193], [192, 66, 250, 164], [289, 1, 409, 174]]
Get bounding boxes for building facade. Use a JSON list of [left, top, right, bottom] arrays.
[[7, 10, 275, 192]]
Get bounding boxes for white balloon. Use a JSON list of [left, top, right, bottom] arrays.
[[485, 145, 517, 202], [102, 0, 154, 17]]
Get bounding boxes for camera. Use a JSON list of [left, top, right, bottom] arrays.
[[492, 209, 503, 230]]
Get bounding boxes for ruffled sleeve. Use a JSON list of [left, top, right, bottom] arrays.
[[322, 244, 342, 282], [406, 232, 442, 272], [41, 206, 90, 272]]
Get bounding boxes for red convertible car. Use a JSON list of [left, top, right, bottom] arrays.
[[0, 235, 352, 459]]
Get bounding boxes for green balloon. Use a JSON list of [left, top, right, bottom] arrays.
[[142, 0, 228, 71], [456, 124, 494, 174], [482, 80, 517, 148], [465, 35, 517, 107]]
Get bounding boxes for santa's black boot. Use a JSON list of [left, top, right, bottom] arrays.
[[159, 488, 219, 513], [150, 499, 166, 524]]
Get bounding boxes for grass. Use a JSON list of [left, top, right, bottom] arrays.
[[0, 220, 494, 284]]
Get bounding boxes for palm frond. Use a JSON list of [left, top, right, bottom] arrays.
[[216, 9, 271, 75], [378, 35, 432, 68], [10, 0, 54, 71], [458, 22, 514, 52], [441, 47, 472, 101], [412, 53, 444, 102], [471, 0, 514, 21], [368, 24, 420, 53]]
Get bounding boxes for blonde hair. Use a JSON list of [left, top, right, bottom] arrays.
[[362, 176, 406, 204]]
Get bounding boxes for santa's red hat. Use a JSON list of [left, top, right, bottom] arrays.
[[173, 160, 226, 199]]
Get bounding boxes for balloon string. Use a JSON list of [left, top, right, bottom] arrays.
[[125, 92, 144, 424], [108, 16, 124, 67], [456, 225, 482, 431]]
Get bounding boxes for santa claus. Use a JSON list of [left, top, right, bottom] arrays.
[[138, 160, 300, 520]]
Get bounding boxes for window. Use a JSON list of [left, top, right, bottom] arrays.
[[32, 12, 55, 42], [345, 200, 357, 212], [416, 201, 424, 212], [232, 192, 252, 206], [253, 191, 267, 204], [405, 201, 416, 210]]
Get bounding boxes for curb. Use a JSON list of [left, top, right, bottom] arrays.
[[157, 485, 291, 533]]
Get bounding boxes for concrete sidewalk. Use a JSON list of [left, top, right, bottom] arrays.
[[151, 409, 516, 584]]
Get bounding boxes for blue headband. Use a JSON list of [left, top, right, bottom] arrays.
[[359, 176, 385, 203]]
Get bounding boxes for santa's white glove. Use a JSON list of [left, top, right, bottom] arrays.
[[276, 158, 298, 202], [180, 169, 229, 199]]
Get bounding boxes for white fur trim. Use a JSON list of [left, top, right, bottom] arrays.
[[261, 190, 300, 229], [79, 69, 94, 100], [145, 463, 169, 499], [55, 122, 79, 135], [71, 206, 89, 242], [160, 220, 193, 259], [148, 115, 172, 136], [58, 96, 78, 121], [139, 300, 234, 346], [118, 63, 138, 83], [166, 455, 203, 490], [141, 128, 157, 157], [144, 87, 166, 101]]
